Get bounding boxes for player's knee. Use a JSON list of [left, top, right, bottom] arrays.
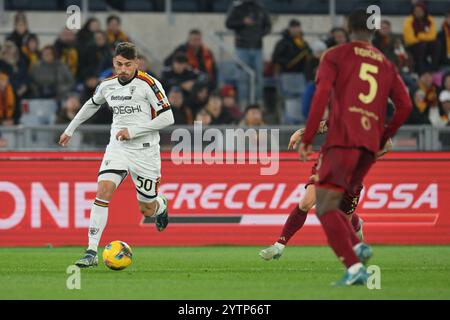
[[299, 198, 314, 212], [96, 183, 115, 201]]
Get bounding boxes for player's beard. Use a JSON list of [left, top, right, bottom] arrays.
[[119, 73, 132, 82]]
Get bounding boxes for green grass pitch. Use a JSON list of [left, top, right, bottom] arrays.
[[1, 246, 449, 299]]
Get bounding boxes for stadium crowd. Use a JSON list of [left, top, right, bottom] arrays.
[[0, 0, 450, 148]]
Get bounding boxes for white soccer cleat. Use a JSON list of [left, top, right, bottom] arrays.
[[259, 243, 284, 261]]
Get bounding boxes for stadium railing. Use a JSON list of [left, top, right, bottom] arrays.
[[0, 124, 446, 151]]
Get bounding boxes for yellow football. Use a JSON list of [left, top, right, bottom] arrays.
[[102, 240, 133, 271]]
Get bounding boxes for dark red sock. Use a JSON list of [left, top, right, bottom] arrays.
[[318, 209, 360, 268], [278, 206, 308, 245], [351, 213, 361, 232]]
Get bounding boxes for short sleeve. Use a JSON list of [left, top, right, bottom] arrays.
[[92, 82, 107, 106]]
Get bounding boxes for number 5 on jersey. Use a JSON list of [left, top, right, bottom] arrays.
[[358, 62, 379, 104]]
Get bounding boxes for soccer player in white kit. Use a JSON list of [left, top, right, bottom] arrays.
[[59, 42, 174, 267]]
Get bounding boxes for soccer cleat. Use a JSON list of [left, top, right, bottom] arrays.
[[354, 242, 373, 265], [355, 218, 364, 241], [259, 244, 284, 260], [155, 195, 169, 232], [332, 266, 369, 286], [75, 249, 98, 268]]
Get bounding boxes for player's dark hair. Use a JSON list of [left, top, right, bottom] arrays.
[[114, 42, 137, 60], [189, 29, 201, 35], [107, 14, 121, 25], [347, 9, 371, 34]]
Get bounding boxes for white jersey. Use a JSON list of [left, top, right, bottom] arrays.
[[65, 70, 173, 149]]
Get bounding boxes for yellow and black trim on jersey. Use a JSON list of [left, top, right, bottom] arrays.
[[137, 71, 171, 119]]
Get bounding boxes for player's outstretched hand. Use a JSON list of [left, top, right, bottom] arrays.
[[376, 138, 393, 159], [116, 128, 130, 141], [298, 142, 313, 161], [59, 133, 71, 147], [288, 128, 304, 150]]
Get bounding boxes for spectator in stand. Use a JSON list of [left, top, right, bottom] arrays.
[[30, 45, 74, 101], [428, 71, 450, 127], [438, 10, 450, 68], [54, 28, 79, 78], [239, 104, 265, 126], [373, 19, 415, 89], [403, 1, 439, 73], [161, 53, 199, 97], [186, 82, 209, 117], [137, 54, 158, 78], [204, 92, 234, 125], [195, 108, 212, 125], [304, 40, 326, 82], [78, 31, 113, 82], [55, 94, 81, 124], [106, 15, 130, 48], [165, 30, 217, 89], [324, 27, 348, 48], [302, 40, 327, 119], [220, 84, 241, 123], [0, 72, 15, 126], [168, 86, 193, 125], [272, 19, 311, 75], [407, 69, 439, 124], [373, 20, 413, 74], [226, 0, 271, 106], [6, 11, 30, 50], [79, 73, 100, 104], [1, 41, 30, 123], [76, 17, 101, 46], [21, 33, 40, 70]]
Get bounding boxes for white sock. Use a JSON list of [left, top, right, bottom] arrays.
[[153, 196, 166, 216], [348, 262, 364, 275], [87, 198, 109, 252]]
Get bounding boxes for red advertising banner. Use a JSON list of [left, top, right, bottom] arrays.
[[1, 152, 450, 246]]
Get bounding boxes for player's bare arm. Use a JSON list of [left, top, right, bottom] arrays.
[[288, 120, 328, 150], [376, 138, 393, 159]]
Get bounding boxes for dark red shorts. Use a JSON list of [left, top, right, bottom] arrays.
[[317, 147, 375, 195]]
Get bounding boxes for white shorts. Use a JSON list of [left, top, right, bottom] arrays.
[[98, 143, 161, 202]]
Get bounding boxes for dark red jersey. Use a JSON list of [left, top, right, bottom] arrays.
[[302, 41, 412, 153]]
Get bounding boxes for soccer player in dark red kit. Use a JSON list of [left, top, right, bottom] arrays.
[[259, 121, 392, 261], [298, 9, 412, 286]]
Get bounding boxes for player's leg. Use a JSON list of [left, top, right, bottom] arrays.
[[259, 184, 315, 260], [137, 187, 169, 232], [340, 184, 364, 240], [315, 147, 371, 285], [129, 145, 169, 232], [75, 144, 128, 268]]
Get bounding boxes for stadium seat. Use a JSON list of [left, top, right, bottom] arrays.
[[123, 0, 154, 11], [20, 99, 58, 126], [172, 0, 198, 12], [88, 0, 107, 11], [213, 0, 233, 13], [6, 0, 59, 10]]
